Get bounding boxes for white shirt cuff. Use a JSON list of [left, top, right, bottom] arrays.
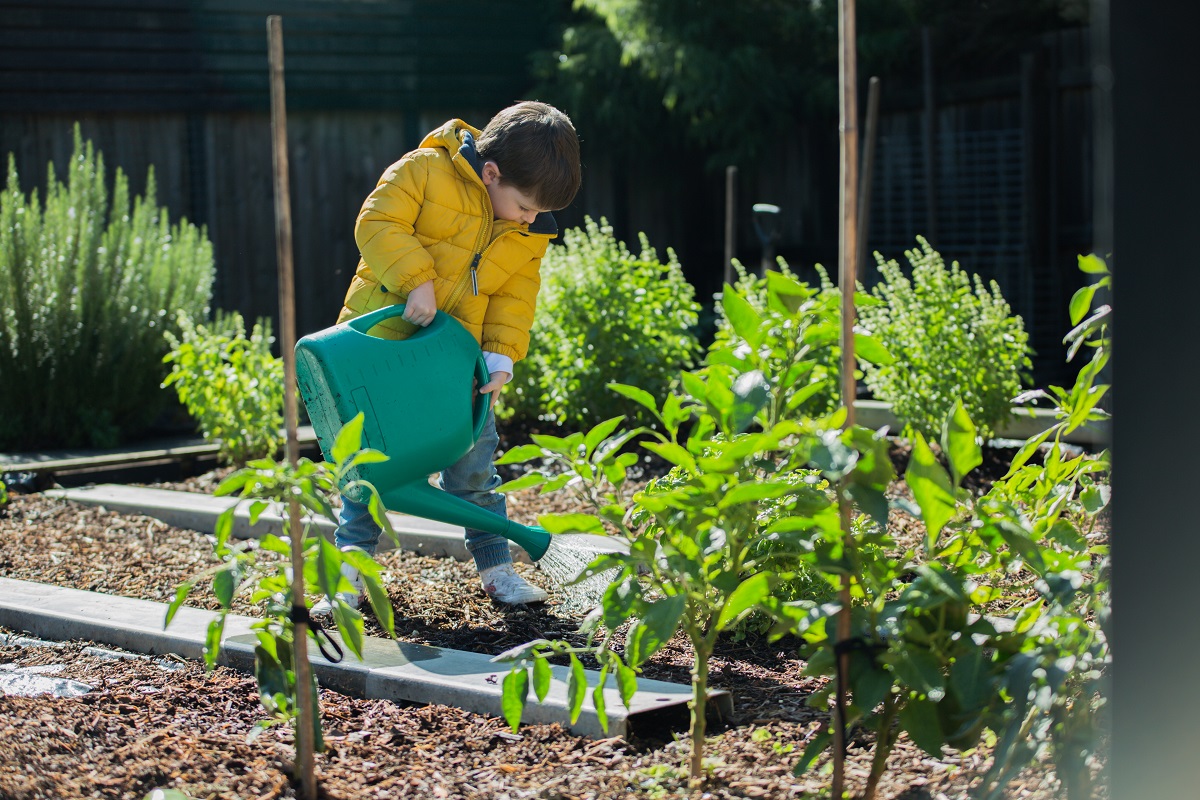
[[483, 351, 514, 382]]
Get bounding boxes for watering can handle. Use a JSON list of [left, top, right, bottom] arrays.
[[344, 303, 490, 442], [472, 352, 490, 442], [345, 303, 413, 334]]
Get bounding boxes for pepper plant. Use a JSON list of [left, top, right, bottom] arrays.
[[165, 413, 399, 748], [494, 276, 895, 785], [772, 257, 1110, 799]]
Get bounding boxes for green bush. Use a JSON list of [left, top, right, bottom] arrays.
[[502, 216, 700, 429], [162, 310, 283, 467], [856, 237, 1031, 440], [0, 126, 214, 449]]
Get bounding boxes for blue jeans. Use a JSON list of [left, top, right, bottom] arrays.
[[334, 407, 512, 571]]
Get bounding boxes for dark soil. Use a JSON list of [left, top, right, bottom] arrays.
[[0, 438, 1101, 799]]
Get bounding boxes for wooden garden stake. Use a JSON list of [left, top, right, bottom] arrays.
[[835, 0, 860, 798], [267, 15, 318, 800]]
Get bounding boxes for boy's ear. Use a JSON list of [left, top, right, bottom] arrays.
[[481, 161, 501, 186]]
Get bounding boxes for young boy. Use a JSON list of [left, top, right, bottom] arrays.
[[319, 101, 581, 610]]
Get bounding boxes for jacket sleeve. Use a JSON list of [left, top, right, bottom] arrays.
[[354, 154, 438, 294], [482, 254, 542, 362]]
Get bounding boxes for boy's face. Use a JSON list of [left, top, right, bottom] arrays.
[[482, 161, 550, 225]]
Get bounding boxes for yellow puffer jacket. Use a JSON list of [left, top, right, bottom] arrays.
[[337, 119, 558, 362]]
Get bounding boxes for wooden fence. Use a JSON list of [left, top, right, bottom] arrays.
[[1, 4, 1097, 388]]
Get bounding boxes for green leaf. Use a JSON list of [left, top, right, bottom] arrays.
[[203, 616, 225, 671], [361, 571, 395, 638], [495, 472, 546, 493], [567, 655, 588, 724], [332, 412, 365, 464], [332, 602, 364, 661], [584, 416, 626, 457], [717, 572, 772, 630], [164, 582, 193, 629], [730, 369, 770, 432], [722, 284, 763, 341], [316, 538, 343, 600], [607, 383, 659, 415], [1069, 282, 1100, 326], [642, 441, 697, 471], [495, 444, 546, 465], [592, 675, 609, 734], [904, 432, 957, 551], [616, 661, 638, 708], [213, 564, 238, 609], [537, 513, 605, 535], [502, 668, 529, 732], [940, 400, 982, 486], [893, 648, 946, 697], [627, 595, 685, 667], [900, 697, 945, 757], [853, 332, 895, 365], [1077, 253, 1109, 275], [532, 656, 552, 703]]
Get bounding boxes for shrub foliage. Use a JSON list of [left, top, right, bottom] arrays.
[[0, 127, 214, 449], [502, 216, 700, 429], [857, 237, 1031, 440], [162, 310, 284, 467]]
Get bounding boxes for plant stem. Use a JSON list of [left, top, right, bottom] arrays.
[[863, 695, 898, 800], [689, 639, 711, 785]]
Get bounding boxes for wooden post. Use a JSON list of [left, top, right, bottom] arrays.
[[267, 15, 317, 800], [724, 165, 737, 288], [834, 1, 860, 798], [857, 77, 881, 283]]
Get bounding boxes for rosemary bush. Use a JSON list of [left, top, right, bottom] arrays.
[[856, 237, 1031, 440], [0, 127, 214, 449], [502, 216, 700, 429], [162, 310, 284, 466]]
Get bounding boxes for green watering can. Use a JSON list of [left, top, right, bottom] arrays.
[[295, 303, 552, 560]]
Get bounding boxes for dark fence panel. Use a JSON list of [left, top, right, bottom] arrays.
[[0, 0, 557, 339]]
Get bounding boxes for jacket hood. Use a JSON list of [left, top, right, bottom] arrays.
[[420, 119, 558, 237]]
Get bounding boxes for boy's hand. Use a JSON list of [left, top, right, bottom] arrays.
[[478, 371, 511, 409], [402, 280, 437, 326]]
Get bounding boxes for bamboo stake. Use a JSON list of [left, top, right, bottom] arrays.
[[267, 15, 317, 800], [834, 0, 860, 798]]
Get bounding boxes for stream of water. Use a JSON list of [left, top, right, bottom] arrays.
[[536, 535, 620, 616]]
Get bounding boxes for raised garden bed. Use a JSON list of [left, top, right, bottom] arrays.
[[0, 440, 1104, 799]]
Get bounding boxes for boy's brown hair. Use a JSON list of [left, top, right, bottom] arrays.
[[476, 101, 581, 211]]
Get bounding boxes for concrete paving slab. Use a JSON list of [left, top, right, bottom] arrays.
[[0, 577, 728, 739], [48, 485, 632, 570], [48, 484, 477, 561]]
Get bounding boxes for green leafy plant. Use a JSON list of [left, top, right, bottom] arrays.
[[166, 413, 398, 750], [162, 310, 284, 467], [494, 367, 899, 785], [856, 237, 1032, 440], [0, 125, 214, 449], [710, 260, 890, 424], [502, 216, 701, 429]]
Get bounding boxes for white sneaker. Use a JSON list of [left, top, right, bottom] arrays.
[[311, 549, 366, 616], [480, 563, 549, 605]]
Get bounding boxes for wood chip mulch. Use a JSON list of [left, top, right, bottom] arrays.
[[0, 450, 1104, 799]]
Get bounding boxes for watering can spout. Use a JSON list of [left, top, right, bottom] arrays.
[[381, 481, 552, 561], [296, 303, 553, 562]]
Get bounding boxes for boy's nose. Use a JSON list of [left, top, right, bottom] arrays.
[[523, 210, 537, 224]]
